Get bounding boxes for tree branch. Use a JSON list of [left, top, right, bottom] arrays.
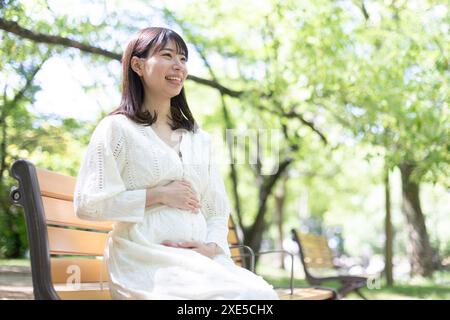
[[258, 104, 328, 145], [187, 74, 243, 97], [10, 51, 52, 107], [354, 0, 370, 21], [0, 18, 243, 97], [0, 18, 121, 60], [285, 109, 328, 145]]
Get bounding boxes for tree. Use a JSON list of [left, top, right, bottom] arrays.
[[331, 0, 449, 276]]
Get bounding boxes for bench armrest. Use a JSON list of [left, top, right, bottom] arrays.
[[254, 250, 294, 296], [229, 244, 255, 271]]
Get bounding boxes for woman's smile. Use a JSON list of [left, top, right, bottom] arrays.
[[165, 75, 183, 86]]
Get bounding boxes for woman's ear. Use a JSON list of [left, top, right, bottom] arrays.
[[130, 56, 144, 76]]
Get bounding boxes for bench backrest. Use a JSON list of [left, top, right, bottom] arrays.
[[291, 229, 334, 275], [10, 159, 243, 300]]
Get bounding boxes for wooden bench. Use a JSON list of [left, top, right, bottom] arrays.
[[9, 159, 335, 300], [291, 229, 368, 299]]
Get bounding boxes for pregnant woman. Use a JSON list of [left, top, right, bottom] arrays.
[[73, 27, 278, 300]]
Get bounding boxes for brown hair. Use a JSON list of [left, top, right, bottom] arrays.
[[110, 27, 198, 132]]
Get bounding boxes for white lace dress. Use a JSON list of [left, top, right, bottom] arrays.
[[73, 114, 278, 300]]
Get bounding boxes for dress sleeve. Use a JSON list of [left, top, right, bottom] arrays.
[[74, 117, 146, 223], [200, 133, 232, 257]]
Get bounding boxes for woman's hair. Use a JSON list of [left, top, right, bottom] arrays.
[[110, 27, 198, 132]]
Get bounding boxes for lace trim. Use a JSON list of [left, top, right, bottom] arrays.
[[139, 126, 161, 181], [113, 135, 125, 160], [125, 140, 137, 189], [96, 143, 104, 191]]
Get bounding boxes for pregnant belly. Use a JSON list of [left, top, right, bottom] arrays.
[[142, 206, 207, 244]]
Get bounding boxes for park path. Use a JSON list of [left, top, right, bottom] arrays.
[[0, 266, 34, 300]]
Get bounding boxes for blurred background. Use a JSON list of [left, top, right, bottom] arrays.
[[0, 0, 448, 299]]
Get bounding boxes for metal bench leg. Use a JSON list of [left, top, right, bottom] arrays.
[[355, 288, 368, 300]]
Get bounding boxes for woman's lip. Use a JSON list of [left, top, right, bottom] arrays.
[[166, 79, 182, 86]]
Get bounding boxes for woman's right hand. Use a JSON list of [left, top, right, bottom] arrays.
[[160, 180, 201, 214]]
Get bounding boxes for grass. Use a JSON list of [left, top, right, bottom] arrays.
[[257, 264, 450, 300], [0, 259, 30, 267]]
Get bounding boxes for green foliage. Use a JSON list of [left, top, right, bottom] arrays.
[[0, 11, 99, 256]]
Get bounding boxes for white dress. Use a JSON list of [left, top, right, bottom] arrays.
[[73, 114, 278, 300]]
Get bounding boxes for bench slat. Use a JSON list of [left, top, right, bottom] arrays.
[[302, 248, 334, 260], [276, 288, 334, 300], [227, 218, 244, 267], [37, 168, 76, 201], [230, 247, 242, 257], [297, 232, 334, 269], [47, 227, 108, 256], [43, 196, 113, 231], [51, 258, 109, 283], [56, 289, 111, 300], [227, 228, 239, 245]]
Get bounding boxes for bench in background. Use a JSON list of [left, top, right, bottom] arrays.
[[291, 229, 368, 299]]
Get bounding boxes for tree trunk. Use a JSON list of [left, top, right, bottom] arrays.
[[384, 166, 394, 286], [399, 162, 434, 277], [274, 175, 288, 269], [244, 157, 293, 258]]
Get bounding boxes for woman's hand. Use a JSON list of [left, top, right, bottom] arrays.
[[161, 240, 219, 258], [159, 180, 201, 214]]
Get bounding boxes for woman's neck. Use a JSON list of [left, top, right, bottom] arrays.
[[142, 95, 171, 128]]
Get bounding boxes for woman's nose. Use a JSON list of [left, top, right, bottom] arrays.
[[173, 58, 185, 69], [172, 63, 186, 76]]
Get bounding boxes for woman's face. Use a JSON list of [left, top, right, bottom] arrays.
[[134, 39, 188, 99]]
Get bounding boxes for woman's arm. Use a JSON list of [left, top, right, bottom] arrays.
[[145, 186, 165, 207], [75, 118, 148, 223]]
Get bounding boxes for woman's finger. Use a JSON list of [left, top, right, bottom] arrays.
[[188, 191, 199, 201], [187, 189, 198, 200], [187, 198, 200, 207], [181, 180, 193, 189], [189, 204, 200, 214], [161, 240, 179, 247], [188, 205, 198, 213], [182, 182, 197, 196], [188, 201, 199, 210], [189, 192, 200, 202], [178, 241, 198, 248]]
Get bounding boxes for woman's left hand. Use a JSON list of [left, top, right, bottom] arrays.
[[161, 240, 217, 258]]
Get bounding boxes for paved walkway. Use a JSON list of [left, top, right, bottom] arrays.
[[0, 266, 34, 300]]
